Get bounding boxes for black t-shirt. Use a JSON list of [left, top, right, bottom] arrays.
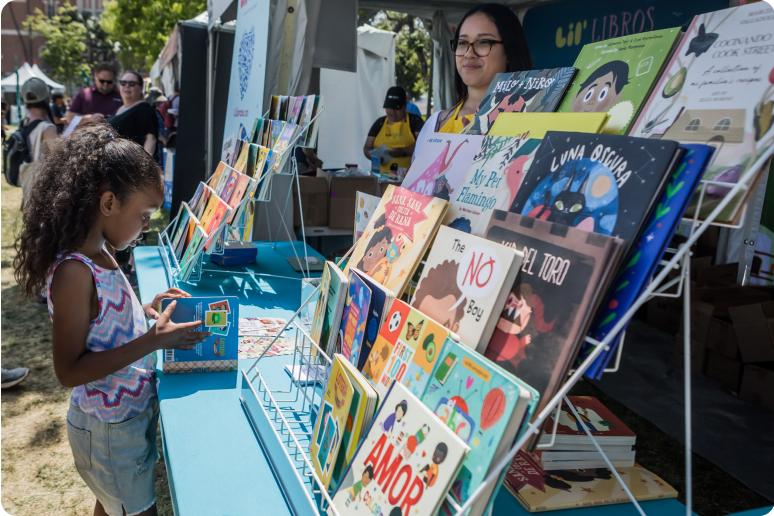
[[367, 114, 425, 138], [109, 102, 159, 147]]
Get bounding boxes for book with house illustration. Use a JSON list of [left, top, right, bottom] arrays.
[[489, 112, 609, 139], [402, 134, 484, 201], [350, 269, 396, 371], [583, 144, 715, 379], [330, 381, 470, 516], [412, 225, 523, 352], [446, 135, 542, 236], [629, 3, 774, 224], [421, 337, 539, 516], [466, 67, 577, 135], [483, 212, 624, 417], [346, 185, 449, 297], [338, 270, 373, 367], [310, 261, 349, 356], [160, 296, 239, 373], [558, 27, 681, 135], [505, 451, 676, 512], [510, 131, 681, 249]]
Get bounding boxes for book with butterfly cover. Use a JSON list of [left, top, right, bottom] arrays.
[[629, 4, 774, 224], [505, 451, 676, 512], [412, 225, 524, 352], [362, 299, 453, 400], [401, 134, 484, 201], [510, 131, 681, 249], [446, 135, 542, 236], [583, 144, 714, 379], [465, 68, 577, 135], [351, 269, 396, 371], [557, 27, 681, 135], [338, 270, 372, 367], [483, 212, 624, 417], [310, 261, 349, 356], [346, 185, 449, 297], [331, 381, 469, 516], [421, 337, 538, 516]]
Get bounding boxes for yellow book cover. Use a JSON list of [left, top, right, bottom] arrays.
[[489, 112, 608, 139], [346, 185, 448, 297], [311, 355, 355, 488], [233, 140, 250, 174]]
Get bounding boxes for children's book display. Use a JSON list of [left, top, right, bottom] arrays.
[[629, 3, 774, 223], [558, 27, 681, 135], [489, 112, 609, 139], [161, 296, 238, 373], [310, 261, 349, 357], [466, 68, 577, 135], [338, 270, 373, 367], [354, 192, 381, 243], [345, 185, 449, 297], [402, 134, 484, 200], [331, 381, 470, 516], [350, 270, 396, 371], [411, 225, 524, 351]]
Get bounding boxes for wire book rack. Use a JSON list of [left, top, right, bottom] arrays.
[[237, 143, 773, 516]]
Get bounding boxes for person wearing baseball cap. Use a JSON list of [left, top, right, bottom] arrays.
[[363, 86, 424, 178], [18, 77, 57, 207]]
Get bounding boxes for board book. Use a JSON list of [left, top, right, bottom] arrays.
[[310, 261, 349, 356], [338, 270, 373, 367], [350, 269, 396, 371]]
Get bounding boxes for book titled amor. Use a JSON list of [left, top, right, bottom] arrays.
[[331, 381, 469, 516], [483, 212, 624, 416], [161, 296, 239, 373], [411, 225, 523, 352], [346, 185, 448, 297]]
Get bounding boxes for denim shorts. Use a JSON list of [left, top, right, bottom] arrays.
[[66, 399, 160, 516]]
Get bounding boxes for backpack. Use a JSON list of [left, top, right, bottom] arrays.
[[3, 119, 43, 187]]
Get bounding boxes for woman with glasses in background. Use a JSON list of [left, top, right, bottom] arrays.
[[109, 71, 159, 158], [416, 3, 531, 138]]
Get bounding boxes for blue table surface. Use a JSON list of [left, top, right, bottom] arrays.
[[134, 242, 695, 516]]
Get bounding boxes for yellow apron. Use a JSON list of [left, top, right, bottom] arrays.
[[438, 103, 474, 134], [373, 114, 415, 176]]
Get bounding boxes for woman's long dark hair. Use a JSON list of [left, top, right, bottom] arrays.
[[452, 3, 532, 105], [13, 123, 162, 297]]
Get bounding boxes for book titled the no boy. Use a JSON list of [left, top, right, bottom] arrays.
[[161, 296, 239, 373]]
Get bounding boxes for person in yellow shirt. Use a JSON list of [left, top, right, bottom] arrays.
[[414, 3, 532, 139], [363, 86, 424, 178]]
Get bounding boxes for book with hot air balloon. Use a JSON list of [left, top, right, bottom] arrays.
[[420, 337, 538, 516]]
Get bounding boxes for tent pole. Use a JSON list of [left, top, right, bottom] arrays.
[[206, 25, 215, 176]]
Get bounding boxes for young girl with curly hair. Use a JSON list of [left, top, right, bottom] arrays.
[[14, 124, 209, 516]]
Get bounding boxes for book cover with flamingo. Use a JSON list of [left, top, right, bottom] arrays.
[[402, 134, 483, 201]]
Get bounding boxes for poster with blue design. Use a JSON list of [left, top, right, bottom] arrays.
[[510, 131, 679, 247], [221, 0, 270, 161], [583, 144, 714, 378]]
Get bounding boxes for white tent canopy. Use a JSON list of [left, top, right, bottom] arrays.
[[1, 62, 64, 93], [318, 25, 396, 171]]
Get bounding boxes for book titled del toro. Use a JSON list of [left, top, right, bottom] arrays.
[[331, 382, 469, 516]]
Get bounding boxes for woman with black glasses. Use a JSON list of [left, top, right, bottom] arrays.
[[109, 71, 159, 158], [416, 3, 531, 138]]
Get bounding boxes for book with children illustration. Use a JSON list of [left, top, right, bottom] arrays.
[[331, 381, 469, 516], [350, 269, 396, 371], [557, 27, 681, 135], [506, 451, 676, 512], [446, 135, 542, 236], [411, 225, 523, 352], [346, 185, 449, 297], [338, 270, 373, 367], [421, 337, 538, 516], [311, 355, 356, 489], [161, 296, 239, 373], [401, 134, 484, 201], [538, 396, 636, 448], [310, 261, 349, 356], [629, 3, 774, 224], [483, 212, 624, 417], [467, 68, 577, 135], [510, 131, 681, 249]]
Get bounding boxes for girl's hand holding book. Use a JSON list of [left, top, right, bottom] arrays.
[[145, 287, 191, 319], [148, 300, 210, 350]]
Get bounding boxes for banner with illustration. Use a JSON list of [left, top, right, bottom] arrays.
[[221, 0, 270, 162]]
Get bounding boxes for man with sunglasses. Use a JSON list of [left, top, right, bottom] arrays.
[[66, 62, 122, 124]]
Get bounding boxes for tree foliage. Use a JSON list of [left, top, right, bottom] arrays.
[[24, 4, 90, 92], [365, 11, 432, 100], [101, 0, 205, 71]]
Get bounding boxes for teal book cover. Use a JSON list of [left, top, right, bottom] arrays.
[[421, 337, 538, 515], [161, 296, 239, 373]]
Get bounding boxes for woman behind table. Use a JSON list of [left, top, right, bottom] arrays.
[[364, 86, 424, 178], [14, 124, 208, 516], [109, 71, 159, 158], [415, 3, 531, 139]]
